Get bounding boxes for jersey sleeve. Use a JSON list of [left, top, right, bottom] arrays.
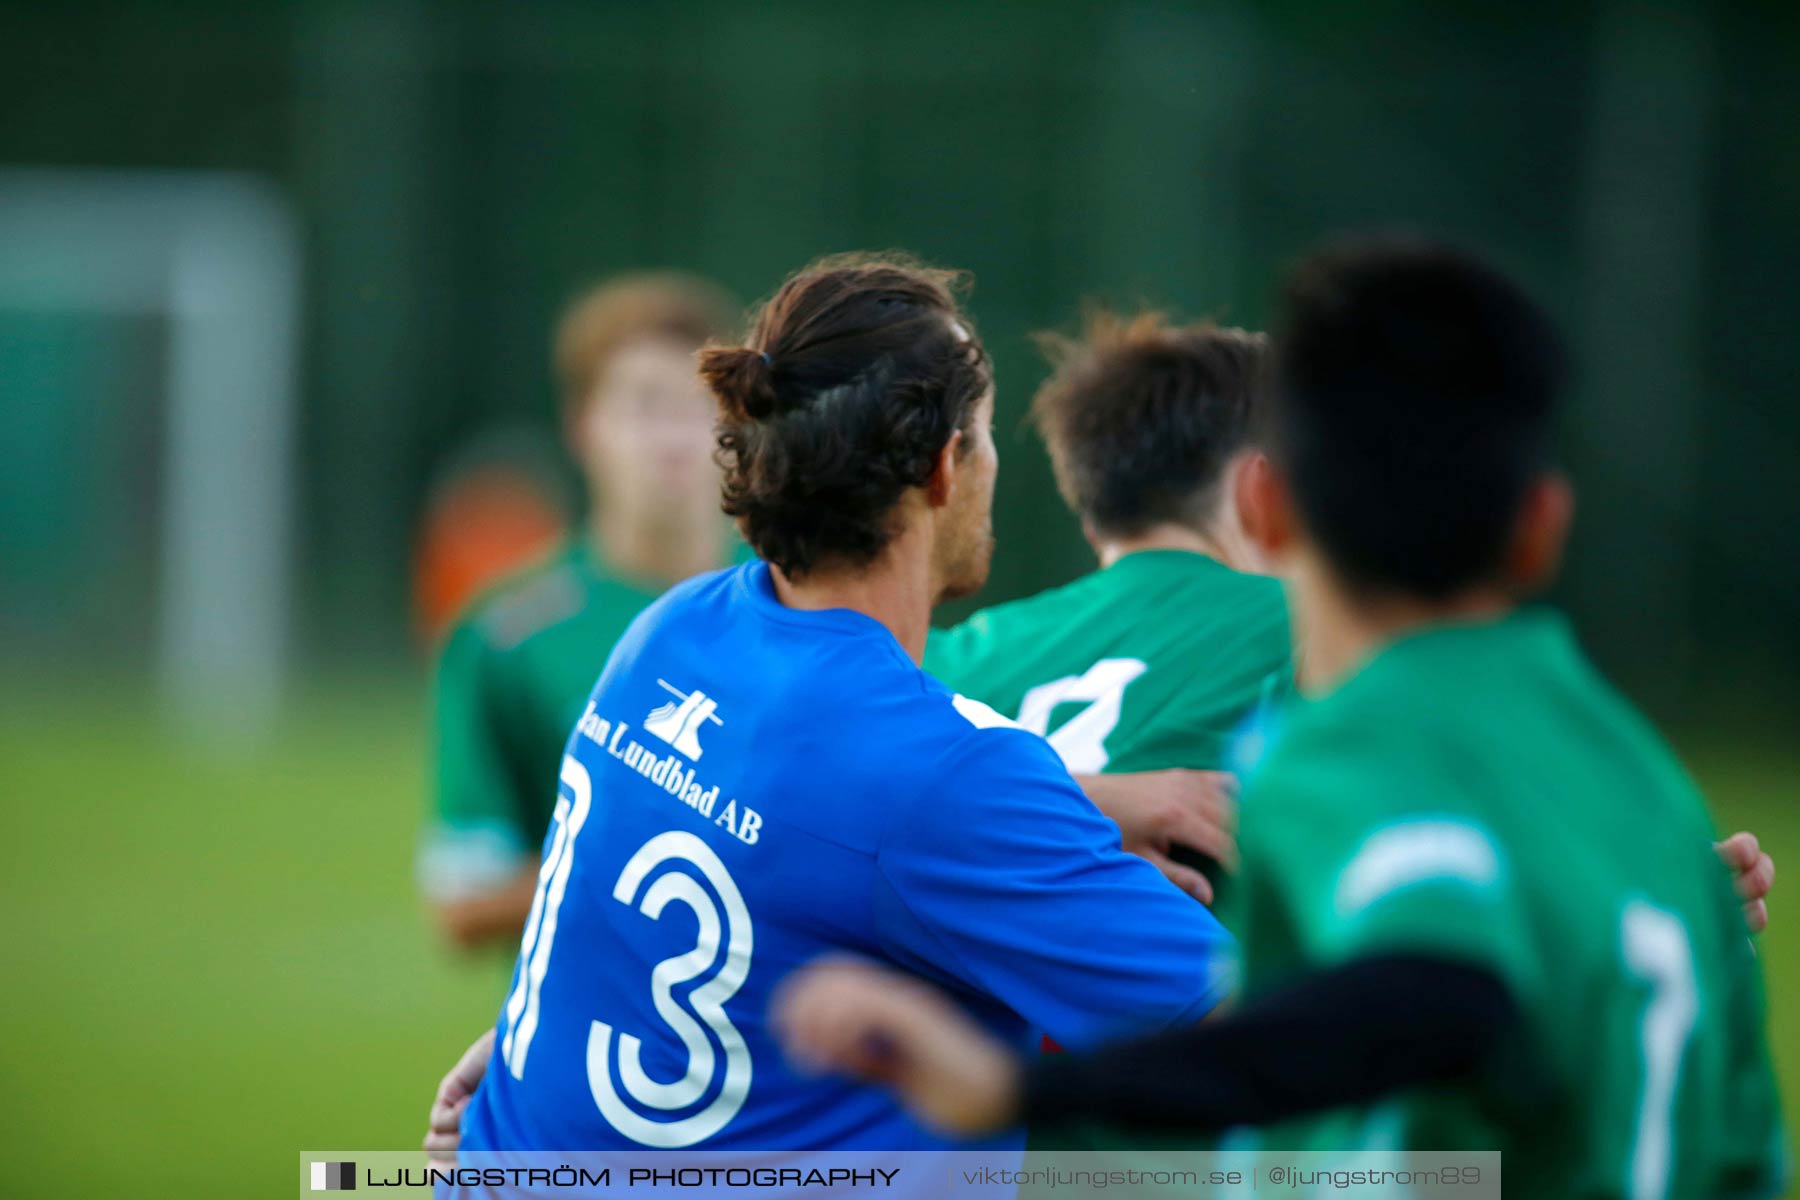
[[872, 717, 1234, 1050], [1240, 738, 1534, 987], [418, 619, 536, 903]]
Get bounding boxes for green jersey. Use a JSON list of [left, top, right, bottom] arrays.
[[924, 549, 1292, 775], [927, 549, 1291, 1158], [1219, 610, 1786, 1197], [418, 541, 664, 902]]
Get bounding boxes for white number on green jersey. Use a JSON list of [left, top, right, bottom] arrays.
[[1016, 657, 1147, 773], [502, 756, 755, 1148], [1622, 900, 1698, 1200]]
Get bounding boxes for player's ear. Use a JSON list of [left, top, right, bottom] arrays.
[[924, 429, 964, 509], [1506, 471, 1574, 594], [1237, 451, 1294, 564]]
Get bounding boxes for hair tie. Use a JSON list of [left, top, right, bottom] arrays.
[[758, 351, 773, 368]]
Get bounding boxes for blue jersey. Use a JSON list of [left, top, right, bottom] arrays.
[[461, 562, 1232, 1153]]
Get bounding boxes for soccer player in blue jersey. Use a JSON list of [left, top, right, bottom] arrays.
[[444, 254, 1233, 1155]]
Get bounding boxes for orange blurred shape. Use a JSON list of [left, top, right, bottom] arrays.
[[413, 466, 568, 644]]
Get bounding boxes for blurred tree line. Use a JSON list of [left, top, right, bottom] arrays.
[[0, 0, 1795, 724]]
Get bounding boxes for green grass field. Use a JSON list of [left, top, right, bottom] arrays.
[[0, 682, 1793, 1196]]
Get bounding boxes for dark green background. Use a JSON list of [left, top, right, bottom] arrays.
[[2, 0, 1797, 713]]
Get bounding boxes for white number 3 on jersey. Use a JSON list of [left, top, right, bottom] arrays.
[[502, 757, 755, 1148]]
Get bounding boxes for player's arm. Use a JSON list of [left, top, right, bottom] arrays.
[[793, 724, 1530, 1136], [873, 725, 1236, 1051], [423, 1027, 494, 1165], [419, 620, 540, 950], [775, 952, 1518, 1137], [1022, 951, 1514, 1131], [926, 621, 1239, 904], [1073, 770, 1237, 904]]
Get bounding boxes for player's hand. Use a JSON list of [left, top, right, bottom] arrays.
[[1717, 832, 1775, 934], [423, 1028, 494, 1166], [1076, 769, 1238, 904], [774, 957, 1023, 1136]]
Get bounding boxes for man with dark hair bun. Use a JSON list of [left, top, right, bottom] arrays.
[[441, 253, 1234, 1156]]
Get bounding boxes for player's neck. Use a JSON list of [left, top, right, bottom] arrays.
[[1292, 557, 1517, 694], [767, 542, 936, 665], [1093, 522, 1260, 574], [590, 506, 724, 587]]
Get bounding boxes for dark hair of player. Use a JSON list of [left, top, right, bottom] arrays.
[[552, 271, 740, 411], [1030, 311, 1267, 538], [1270, 236, 1569, 599], [699, 252, 992, 580]]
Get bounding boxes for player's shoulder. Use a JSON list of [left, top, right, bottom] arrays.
[[936, 572, 1095, 650], [448, 544, 594, 655], [1242, 694, 1519, 927], [1212, 566, 1290, 635], [906, 675, 1030, 740], [1157, 558, 1290, 658], [927, 566, 1146, 678], [1081, 552, 1290, 653], [1245, 633, 1534, 836], [647, 560, 1067, 770], [627, 561, 739, 624], [596, 563, 744, 669], [1244, 682, 1434, 826], [850, 672, 1088, 861], [460, 542, 696, 656], [892, 671, 1074, 788]]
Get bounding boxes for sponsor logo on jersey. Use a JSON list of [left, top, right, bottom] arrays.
[[643, 679, 723, 760], [573, 686, 760, 846]]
